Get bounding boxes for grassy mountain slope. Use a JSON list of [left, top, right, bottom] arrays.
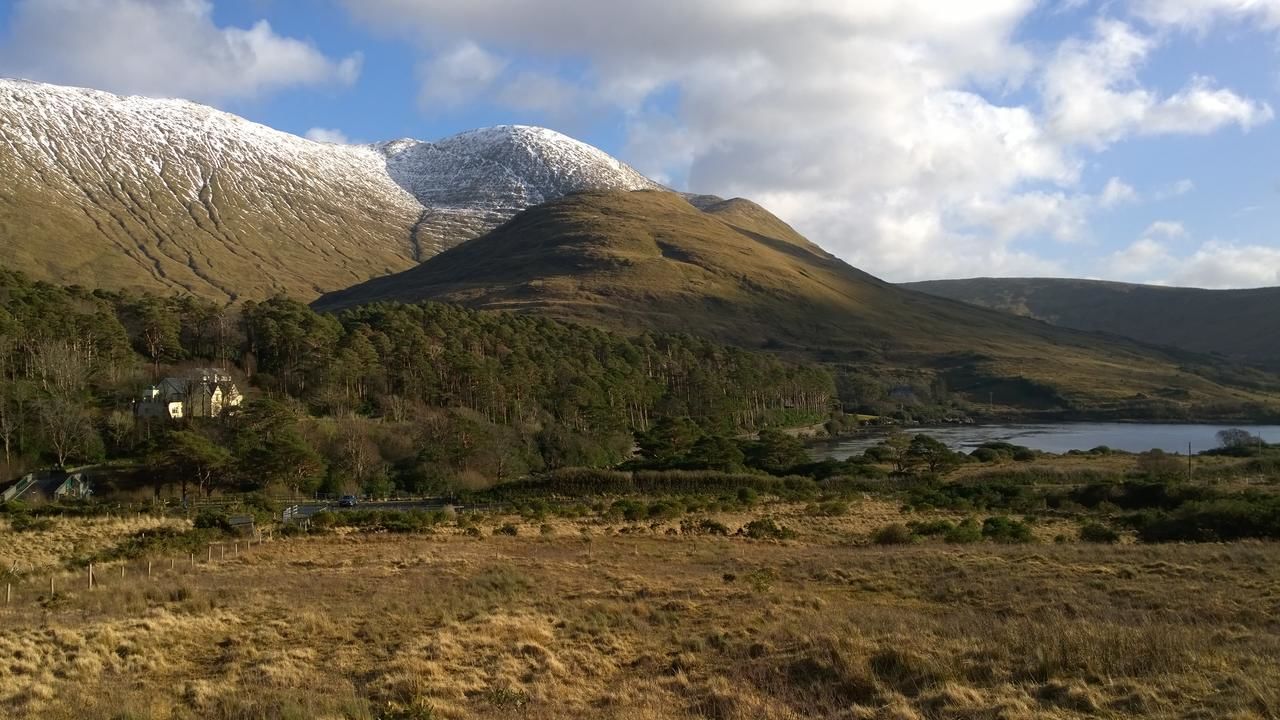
[[0, 80, 427, 302], [905, 278, 1280, 371], [316, 190, 1280, 415]]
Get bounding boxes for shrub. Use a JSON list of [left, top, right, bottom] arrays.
[[907, 519, 954, 536], [971, 447, 1000, 463], [647, 500, 685, 520], [682, 517, 730, 536], [806, 500, 849, 517], [493, 523, 519, 537], [743, 517, 795, 540], [1079, 522, 1120, 543], [193, 511, 232, 532], [981, 516, 1033, 543], [944, 518, 983, 544], [310, 511, 338, 529], [1130, 495, 1280, 542], [872, 523, 915, 545], [8, 513, 55, 532]]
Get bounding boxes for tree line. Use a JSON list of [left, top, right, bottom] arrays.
[[0, 270, 835, 497]]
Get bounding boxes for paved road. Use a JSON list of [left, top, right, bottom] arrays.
[[289, 499, 461, 518]]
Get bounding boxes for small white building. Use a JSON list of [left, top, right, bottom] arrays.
[[135, 368, 242, 420]]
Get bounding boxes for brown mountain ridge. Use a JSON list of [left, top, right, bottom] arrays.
[[315, 189, 1280, 416], [905, 277, 1280, 372]]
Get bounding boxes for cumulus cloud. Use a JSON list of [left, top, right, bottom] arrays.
[[1104, 221, 1280, 289], [1171, 242, 1280, 288], [1110, 237, 1175, 279], [305, 128, 351, 144], [342, 0, 1271, 283], [1099, 177, 1139, 207], [0, 0, 361, 103], [1041, 20, 1271, 148], [1144, 220, 1189, 239], [417, 41, 507, 110]]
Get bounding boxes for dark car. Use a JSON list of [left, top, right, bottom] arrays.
[[339, 495, 358, 507]]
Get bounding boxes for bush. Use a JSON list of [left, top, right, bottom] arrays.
[[907, 519, 954, 536], [872, 523, 915, 545], [944, 518, 982, 544], [682, 517, 730, 536], [8, 513, 55, 532], [1129, 495, 1280, 542], [193, 510, 232, 532], [1079, 522, 1120, 543], [742, 518, 795, 540], [806, 500, 850, 517], [493, 523, 519, 537], [981, 516, 1033, 543]]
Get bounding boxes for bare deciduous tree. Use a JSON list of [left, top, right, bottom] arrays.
[[38, 396, 94, 467]]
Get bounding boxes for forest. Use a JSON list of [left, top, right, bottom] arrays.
[[0, 270, 838, 497]]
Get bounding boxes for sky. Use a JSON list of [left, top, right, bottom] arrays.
[[0, 0, 1277, 288]]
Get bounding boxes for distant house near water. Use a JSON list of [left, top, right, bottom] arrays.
[[135, 368, 242, 420]]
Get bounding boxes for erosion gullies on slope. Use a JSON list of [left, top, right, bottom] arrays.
[[315, 189, 1280, 416], [905, 277, 1280, 372], [0, 78, 424, 301], [0, 79, 663, 301]]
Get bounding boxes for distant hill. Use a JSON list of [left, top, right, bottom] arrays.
[[316, 190, 1280, 416], [905, 278, 1280, 371], [0, 79, 658, 302]]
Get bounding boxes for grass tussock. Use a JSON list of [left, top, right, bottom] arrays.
[[0, 509, 1277, 719]]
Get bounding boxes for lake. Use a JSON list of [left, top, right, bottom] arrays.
[[810, 422, 1280, 460]]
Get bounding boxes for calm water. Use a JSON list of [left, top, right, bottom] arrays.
[[810, 422, 1280, 460]]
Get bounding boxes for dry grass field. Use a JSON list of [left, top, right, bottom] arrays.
[[1, 504, 1277, 720]]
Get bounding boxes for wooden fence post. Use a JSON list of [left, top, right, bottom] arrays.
[[49, 575, 54, 596], [147, 560, 152, 579], [220, 545, 225, 561], [5, 582, 10, 605], [120, 565, 125, 580], [207, 546, 212, 563], [88, 563, 94, 591], [190, 552, 195, 569]]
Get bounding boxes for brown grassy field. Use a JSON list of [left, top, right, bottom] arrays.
[[1, 504, 1277, 720]]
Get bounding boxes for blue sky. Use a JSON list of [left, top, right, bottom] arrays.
[[0, 0, 1277, 287]]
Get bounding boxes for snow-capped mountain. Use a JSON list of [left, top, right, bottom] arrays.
[[0, 79, 661, 301], [376, 126, 661, 246]]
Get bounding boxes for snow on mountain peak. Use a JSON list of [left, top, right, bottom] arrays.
[[1, 77, 663, 252]]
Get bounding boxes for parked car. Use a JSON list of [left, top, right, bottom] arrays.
[[339, 495, 358, 507]]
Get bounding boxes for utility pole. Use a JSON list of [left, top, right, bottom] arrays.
[[1188, 442, 1193, 482]]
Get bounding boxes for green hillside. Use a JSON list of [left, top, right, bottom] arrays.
[[316, 190, 1280, 419], [905, 278, 1280, 372]]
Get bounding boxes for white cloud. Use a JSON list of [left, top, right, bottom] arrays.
[[305, 128, 351, 144], [1157, 178, 1196, 198], [1132, 0, 1280, 31], [417, 42, 507, 110], [1109, 237, 1175, 278], [1041, 20, 1271, 148], [1144, 220, 1189, 239], [495, 71, 592, 120], [1099, 176, 1139, 207], [1102, 221, 1280, 289], [342, 1, 1274, 282], [0, 0, 361, 104], [1171, 242, 1280, 288]]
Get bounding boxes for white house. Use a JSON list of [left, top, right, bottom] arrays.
[[135, 368, 242, 420]]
